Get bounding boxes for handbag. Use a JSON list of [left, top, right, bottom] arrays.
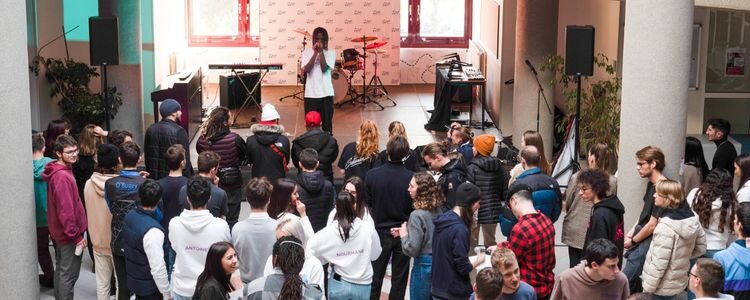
[[217, 166, 242, 185]]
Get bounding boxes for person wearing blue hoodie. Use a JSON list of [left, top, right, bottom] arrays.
[[33, 133, 55, 288], [714, 202, 750, 299], [432, 182, 486, 299]]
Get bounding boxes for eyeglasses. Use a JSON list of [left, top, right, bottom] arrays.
[[688, 271, 700, 279], [580, 186, 591, 192], [63, 149, 79, 156]]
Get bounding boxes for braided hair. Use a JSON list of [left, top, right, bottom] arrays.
[[273, 236, 305, 299], [201, 107, 230, 140]]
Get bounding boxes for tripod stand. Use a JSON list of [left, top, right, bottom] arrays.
[[366, 49, 396, 107], [280, 34, 307, 102]]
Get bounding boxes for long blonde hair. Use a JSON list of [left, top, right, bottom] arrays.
[[356, 120, 379, 158], [523, 131, 550, 175]]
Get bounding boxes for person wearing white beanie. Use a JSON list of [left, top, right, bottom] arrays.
[[245, 103, 290, 181]]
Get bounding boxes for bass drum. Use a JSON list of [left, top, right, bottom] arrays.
[[332, 69, 350, 105]]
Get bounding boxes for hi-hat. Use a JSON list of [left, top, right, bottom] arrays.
[[367, 49, 387, 54], [293, 29, 311, 36], [351, 35, 378, 42], [365, 41, 388, 49]]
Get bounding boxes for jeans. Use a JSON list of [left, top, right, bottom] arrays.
[[651, 295, 676, 300], [328, 272, 371, 300], [410, 255, 433, 300], [93, 251, 115, 300], [113, 254, 131, 300], [371, 231, 410, 300], [171, 292, 192, 300], [167, 247, 176, 281], [225, 187, 242, 228], [36, 226, 54, 281], [623, 235, 652, 294], [53, 242, 82, 300]]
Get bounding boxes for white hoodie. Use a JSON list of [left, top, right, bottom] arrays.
[[169, 209, 230, 297], [306, 218, 382, 284]]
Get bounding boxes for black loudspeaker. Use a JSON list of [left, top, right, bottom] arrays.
[[220, 72, 261, 109], [89, 17, 119, 66], [565, 25, 595, 76]]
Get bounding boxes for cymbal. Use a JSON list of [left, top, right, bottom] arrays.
[[293, 29, 311, 36], [365, 41, 388, 49], [367, 49, 387, 54], [351, 35, 378, 42]]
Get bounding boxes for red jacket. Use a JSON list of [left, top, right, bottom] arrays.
[[42, 162, 87, 245]]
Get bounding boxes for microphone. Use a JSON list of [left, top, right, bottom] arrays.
[[525, 59, 538, 76]]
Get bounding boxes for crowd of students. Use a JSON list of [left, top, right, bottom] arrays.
[[32, 103, 750, 300]]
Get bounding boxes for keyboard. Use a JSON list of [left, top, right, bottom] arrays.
[[208, 63, 283, 71], [463, 66, 485, 80]]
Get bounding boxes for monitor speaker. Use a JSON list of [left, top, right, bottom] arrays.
[[89, 16, 119, 66], [565, 25, 595, 76], [220, 72, 261, 109]]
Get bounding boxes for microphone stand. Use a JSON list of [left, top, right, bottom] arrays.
[[528, 65, 552, 132]]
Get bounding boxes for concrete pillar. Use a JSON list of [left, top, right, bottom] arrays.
[[617, 0, 694, 228], [0, 1, 38, 298], [512, 0, 558, 158], [99, 0, 144, 143]]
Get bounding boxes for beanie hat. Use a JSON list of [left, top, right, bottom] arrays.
[[473, 134, 496, 157], [159, 99, 181, 118], [305, 111, 322, 127], [97, 144, 120, 169], [261, 104, 281, 122], [456, 182, 481, 207]]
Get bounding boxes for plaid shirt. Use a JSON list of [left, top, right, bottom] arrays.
[[503, 212, 556, 298]]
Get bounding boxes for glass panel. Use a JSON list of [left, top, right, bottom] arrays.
[[191, 0, 239, 36], [706, 10, 750, 93], [419, 0, 465, 37], [401, 0, 409, 37]]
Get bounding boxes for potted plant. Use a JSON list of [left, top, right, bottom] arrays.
[[540, 53, 621, 157], [30, 56, 123, 134]]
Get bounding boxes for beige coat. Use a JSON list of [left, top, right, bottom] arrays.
[[83, 172, 117, 255], [641, 215, 707, 296]]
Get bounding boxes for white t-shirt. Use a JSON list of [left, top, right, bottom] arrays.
[[302, 48, 336, 98]]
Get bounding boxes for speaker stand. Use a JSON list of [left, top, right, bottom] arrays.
[[101, 63, 111, 130]]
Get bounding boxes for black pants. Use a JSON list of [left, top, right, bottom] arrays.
[[225, 187, 242, 229], [113, 254, 131, 300], [568, 246, 583, 268], [136, 292, 163, 300], [371, 231, 410, 300], [36, 226, 54, 281], [304, 96, 334, 134]]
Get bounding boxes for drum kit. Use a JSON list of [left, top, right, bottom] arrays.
[[281, 30, 395, 110]]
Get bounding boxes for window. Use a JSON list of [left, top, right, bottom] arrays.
[[187, 0, 259, 47], [401, 0, 472, 48]]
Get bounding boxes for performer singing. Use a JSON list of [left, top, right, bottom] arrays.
[[302, 27, 336, 134]]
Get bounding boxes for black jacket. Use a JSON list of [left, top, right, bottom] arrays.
[[372, 148, 424, 173], [145, 118, 193, 179], [365, 161, 414, 232], [438, 158, 468, 210], [713, 137, 738, 177], [192, 277, 228, 300], [296, 170, 335, 232], [197, 128, 246, 189], [245, 124, 290, 181], [292, 128, 339, 183], [431, 211, 472, 299], [583, 195, 625, 268], [466, 156, 507, 224]]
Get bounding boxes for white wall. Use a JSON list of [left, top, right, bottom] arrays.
[[687, 7, 710, 134]]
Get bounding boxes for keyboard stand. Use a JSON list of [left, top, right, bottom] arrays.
[[231, 67, 269, 125]]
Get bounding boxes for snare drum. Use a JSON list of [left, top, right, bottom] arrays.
[[332, 69, 350, 104]]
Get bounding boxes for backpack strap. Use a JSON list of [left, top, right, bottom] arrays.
[[269, 143, 289, 172]]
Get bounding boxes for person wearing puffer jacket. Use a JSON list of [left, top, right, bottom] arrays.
[[465, 134, 506, 247], [641, 179, 707, 299], [713, 202, 750, 299], [246, 104, 291, 181], [292, 111, 339, 184]]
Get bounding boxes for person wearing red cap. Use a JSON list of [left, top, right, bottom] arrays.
[[292, 111, 339, 183]]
